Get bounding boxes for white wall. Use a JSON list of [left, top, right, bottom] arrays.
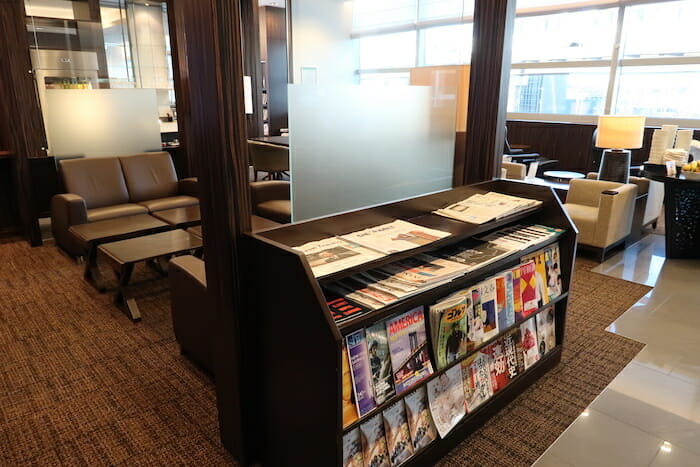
[[290, 0, 359, 85]]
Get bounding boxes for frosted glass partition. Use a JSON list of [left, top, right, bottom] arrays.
[[45, 89, 161, 157], [289, 84, 456, 222]]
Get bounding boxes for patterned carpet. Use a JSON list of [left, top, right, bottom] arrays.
[[0, 238, 649, 466]]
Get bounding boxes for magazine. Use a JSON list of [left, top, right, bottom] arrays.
[[341, 220, 451, 255], [519, 260, 538, 316], [360, 413, 390, 467], [484, 339, 511, 393], [342, 342, 359, 427], [544, 244, 563, 300], [325, 281, 385, 310], [433, 240, 513, 271], [479, 278, 499, 341], [430, 295, 469, 370], [427, 365, 466, 438], [382, 399, 414, 466], [503, 270, 516, 328], [366, 321, 396, 405], [380, 254, 468, 287], [511, 267, 524, 321], [346, 329, 377, 417], [536, 306, 556, 357], [328, 293, 373, 324], [403, 386, 438, 451], [502, 328, 525, 380], [520, 317, 540, 369], [461, 351, 493, 412], [443, 288, 481, 351], [343, 428, 364, 467], [338, 277, 402, 308], [468, 287, 485, 346], [522, 250, 550, 307], [495, 275, 508, 332], [385, 307, 434, 394], [434, 192, 542, 224], [294, 237, 385, 277], [478, 223, 561, 251]]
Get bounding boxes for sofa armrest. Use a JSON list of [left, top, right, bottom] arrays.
[[595, 183, 638, 247], [178, 177, 199, 197], [250, 181, 290, 206], [51, 193, 88, 256]]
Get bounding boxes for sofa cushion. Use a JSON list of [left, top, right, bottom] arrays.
[[120, 152, 179, 202], [86, 203, 148, 222], [256, 200, 291, 224], [563, 203, 598, 246], [137, 195, 199, 213], [60, 157, 130, 209]]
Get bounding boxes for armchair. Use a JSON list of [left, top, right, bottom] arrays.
[[250, 180, 291, 224], [502, 161, 527, 180], [564, 178, 638, 261]]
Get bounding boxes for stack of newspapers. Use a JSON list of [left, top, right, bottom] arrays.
[[434, 192, 542, 225]]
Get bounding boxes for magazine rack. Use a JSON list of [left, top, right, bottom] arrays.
[[237, 180, 577, 466]]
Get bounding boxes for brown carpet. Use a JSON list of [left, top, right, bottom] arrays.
[[436, 258, 650, 467], [0, 240, 649, 466]]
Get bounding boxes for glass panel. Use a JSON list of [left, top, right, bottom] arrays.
[[423, 23, 472, 66], [352, 0, 417, 32], [507, 68, 608, 115], [359, 31, 417, 69], [622, 0, 700, 58], [288, 84, 456, 221], [418, 0, 474, 21], [614, 65, 700, 119], [44, 89, 162, 157], [511, 8, 617, 63], [101, 4, 135, 88], [359, 72, 411, 87]]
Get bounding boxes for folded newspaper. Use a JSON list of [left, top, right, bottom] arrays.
[[294, 237, 384, 277], [434, 192, 542, 224], [477, 224, 563, 251], [340, 220, 451, 254]]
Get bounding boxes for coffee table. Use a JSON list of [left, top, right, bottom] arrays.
[[543, 170, 585, 184], [69, 214, 171, 291], [152, 205, 201, 227], [98, 229, 203, 321]]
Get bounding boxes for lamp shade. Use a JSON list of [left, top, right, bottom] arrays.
[[595, 115, 646, 149]]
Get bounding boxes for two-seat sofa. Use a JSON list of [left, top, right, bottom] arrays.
[[51, 151, 198, 256]]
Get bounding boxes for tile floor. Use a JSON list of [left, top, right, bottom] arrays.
[[534, 234, 700, 467]]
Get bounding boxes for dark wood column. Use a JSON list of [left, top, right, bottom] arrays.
[[167, 0, 251, 461], [459, 0, 516, 185], [0, 0, 46, 246]]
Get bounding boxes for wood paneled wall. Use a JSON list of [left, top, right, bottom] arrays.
[[507, 120, 700, 174], [241, 0, 264, 138], [167, 0, 252, 461], [0, 0, 47, 245]]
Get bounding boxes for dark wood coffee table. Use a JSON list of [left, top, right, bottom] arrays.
[[98, 229, 203, 321], [152, 205, 201, 227], [69, 214, 171, 291]]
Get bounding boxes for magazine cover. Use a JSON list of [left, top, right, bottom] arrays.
[[479, 278, 499, 341], [339, 277, 401, 308], [431, 295, 468, 369], [427, 365, 467, 438], [346, 329, 377, 417], [461, 351, 493, 412], [511, 267, 524, 320], [360, 413, 390, 467], [434, 241, 512, 270], [342, 342, 360, 427], [341, 220, 451, 255], [484, 339, 511, 393], [469, 287, 485, 345], [325, 281, 385, 310], [495, 275, 508, 332], [382, 399, 414, 466], [520, 317, 540, 369], [294, 237, 384, 277], [536, 306, 556, 357], [522, 250, 550, 307], [386, 307, 434, 394], [545, 244, 563, 300], [502, 328, 525, 380], [403, 386, 438, 451], [366, 321, 396, 405], [343, 428, 364, 467], [503, 270, 516, 328], [328, 293, 373, 324], [519, 261, 538, 316]]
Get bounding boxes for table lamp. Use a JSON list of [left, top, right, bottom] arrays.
[[596, 115, 646, 183]]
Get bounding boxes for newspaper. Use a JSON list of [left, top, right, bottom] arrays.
[[340, 220, 451, 254], [434, 192, 542, 224], [294, 237, 384, 277]]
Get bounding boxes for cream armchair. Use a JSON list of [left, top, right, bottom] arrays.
[[587, 172, 663, 229], [502, 161, 527, 180], [564, 179, 638, 261]]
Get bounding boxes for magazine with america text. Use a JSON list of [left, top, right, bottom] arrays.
[[385, 307, 434, 394]]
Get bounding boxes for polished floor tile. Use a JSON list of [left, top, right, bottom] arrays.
[[649, 442, 700, 467], [591, 234, 667, 287]]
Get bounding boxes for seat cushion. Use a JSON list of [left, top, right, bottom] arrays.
[[86, 203, 148, 222], [60, 157, 130, 209], [120, 152, 179, 202], [137, 195, 199, 213], [564, 203, 599, 246], [256, 200, 291, 224]]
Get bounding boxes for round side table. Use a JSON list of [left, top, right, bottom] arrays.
[[543, 171, 585, 184]]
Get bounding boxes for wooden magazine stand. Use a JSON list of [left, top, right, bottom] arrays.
[[237, 180, 577, 466]]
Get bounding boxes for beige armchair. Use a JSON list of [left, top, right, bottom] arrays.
[[587, 172, 664, 228], [564, 178, 638, 261], [502, 161, 527, 180], [250, 180, 291, 224]]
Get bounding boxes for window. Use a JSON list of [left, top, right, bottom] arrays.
[[359, 31, 417, 70], [422, 23, 472, 66]]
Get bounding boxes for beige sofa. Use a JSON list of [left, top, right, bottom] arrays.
[[51, 152, 198, 256], [564, 178, 638, 261]]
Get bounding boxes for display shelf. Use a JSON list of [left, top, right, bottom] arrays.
[[341, 295, 567, 434], [238, 180, 577, 466]]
